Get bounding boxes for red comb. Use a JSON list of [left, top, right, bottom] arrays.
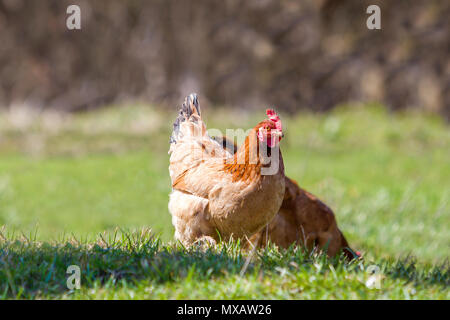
[[266, 109, 277, 118], [266, 109, 282, 130]]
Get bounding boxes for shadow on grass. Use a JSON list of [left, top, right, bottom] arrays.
[[0, 229, 448, 298]]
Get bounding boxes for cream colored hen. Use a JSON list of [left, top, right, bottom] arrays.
[[168, 93, 285, 246]]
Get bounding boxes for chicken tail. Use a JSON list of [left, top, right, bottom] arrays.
[[170, 93, 202, 144]]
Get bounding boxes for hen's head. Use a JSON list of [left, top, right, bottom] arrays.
[[257, 109, 283, 148]]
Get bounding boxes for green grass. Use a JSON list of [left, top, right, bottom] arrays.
[[0, 229, 447, 299], [0, 103, 448, 299]]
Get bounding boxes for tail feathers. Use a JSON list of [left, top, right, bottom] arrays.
[[170, 93, 202, 144]]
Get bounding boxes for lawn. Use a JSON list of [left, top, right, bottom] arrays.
[[0, 103, 448, 299]]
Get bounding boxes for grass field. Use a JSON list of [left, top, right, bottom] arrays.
[[0, 103, 448, 299]]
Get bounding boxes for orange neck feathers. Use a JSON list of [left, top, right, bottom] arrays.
[[222, 123, 266, 182]]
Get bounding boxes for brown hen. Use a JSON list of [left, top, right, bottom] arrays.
[[215, 136, 358, 260]]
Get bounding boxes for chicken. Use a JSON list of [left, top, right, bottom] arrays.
[[168, 93, 286, 246], [215, 136, 358, 260]]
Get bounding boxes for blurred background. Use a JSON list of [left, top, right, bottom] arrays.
[[0, 0, 449, 263], [0, 0, 448, 117]]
